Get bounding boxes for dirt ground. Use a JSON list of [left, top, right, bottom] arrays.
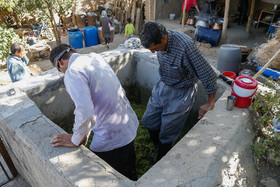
[[0, 18, 268, 86], [0, 18, 279, 186]]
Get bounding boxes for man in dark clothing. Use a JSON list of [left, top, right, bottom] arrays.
[[238, 0, 249, 26], [139, 21, 217, 162]]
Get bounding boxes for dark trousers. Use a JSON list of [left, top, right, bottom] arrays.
[[238, 0, 248, 25], [148, 129, 172, 162], [104, 38, 110, 44], [94, 141, 137, 181]]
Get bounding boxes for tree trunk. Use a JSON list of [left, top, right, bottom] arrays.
[[48, 6, 61, 45], [246, 0, 255, 32]]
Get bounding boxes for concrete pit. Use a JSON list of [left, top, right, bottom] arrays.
[[0, 47, 257, 186]]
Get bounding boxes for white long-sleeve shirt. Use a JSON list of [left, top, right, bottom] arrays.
[[64, 53, 139, 152]]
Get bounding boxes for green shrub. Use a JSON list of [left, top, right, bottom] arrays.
[[252, 82, 280, 165], [0, 24, 27, 62]]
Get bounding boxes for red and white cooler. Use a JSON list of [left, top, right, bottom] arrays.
[[231, 76, 258, 108]]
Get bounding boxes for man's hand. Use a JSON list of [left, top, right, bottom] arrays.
[[50, 134, 77, 147], [199, 103, 214, 118], [22, 52, 28, 60], [198, 93, 216, 119]]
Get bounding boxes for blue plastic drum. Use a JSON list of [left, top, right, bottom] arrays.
[[68, 29, 83, 49], [194, 26, 222, 46], [83, 26, 98, 47]]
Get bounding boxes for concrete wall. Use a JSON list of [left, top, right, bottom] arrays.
[[155, 0, 182, 20], [0, 47, 257, 186], [26, 77, 74, 123]]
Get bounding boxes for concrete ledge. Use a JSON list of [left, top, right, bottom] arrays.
[[0, 47, 257, 186], [137, 89, 257, 186]]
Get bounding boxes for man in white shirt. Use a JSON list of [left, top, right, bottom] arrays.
[[49, 44, 139, 181]]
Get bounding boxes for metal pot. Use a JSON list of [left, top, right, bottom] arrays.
[[215, 17, 224, 24], [195, 20, 209, 28], [208, 19, 214, 27], [212, 22, 222, 30], [187, 18, 196, 25]]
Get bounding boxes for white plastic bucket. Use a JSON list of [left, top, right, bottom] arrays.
[[170, 13, 175, 20], [233, 83, 256, 97]]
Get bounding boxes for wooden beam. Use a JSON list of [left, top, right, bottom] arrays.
[[222, 0, 230, 40], [246, 0, 255, 32]]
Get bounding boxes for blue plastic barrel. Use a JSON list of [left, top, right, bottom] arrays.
[[194, 26, 222, 46], [68, 29, 83, 49], [83, 26, 98, 47]]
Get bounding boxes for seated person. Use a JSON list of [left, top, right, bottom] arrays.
[[7, 43, 31, 82]]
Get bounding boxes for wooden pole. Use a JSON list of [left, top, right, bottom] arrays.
[[131, 0, 136, 24], [182, 0, 188, 27], [222, 0, 230, 40], [246, 0, 255, 32], [135, 8, 141, 34], [153, 0, 156, 20], [252, 48, 280, 80]]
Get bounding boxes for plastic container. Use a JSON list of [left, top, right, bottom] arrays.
[[217, 45, 242, 74], [257, 66, 280, 80], [194, 26, 221, 46], [231, 76, 258, 108], [84, 26, 98, 47], [239, 69, 252, 77], [222, 71, 236, 79], [68, 29, 83, 49], [170, 13, 175, 20]]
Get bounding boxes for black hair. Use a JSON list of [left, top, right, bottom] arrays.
[[139, 21, 167, 48], [11, 43, 24, 55], [50, 44, 76, 67], [127, 18, 132, 23]]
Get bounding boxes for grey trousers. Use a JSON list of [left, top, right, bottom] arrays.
[[142, 80, 197, 144]]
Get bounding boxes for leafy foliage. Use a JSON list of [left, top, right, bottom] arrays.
[[0, 24, 28, 62], [252, 79, 280, 165], [1, 0, 73, 44], [130, 102, 154, 178], [0, 0, 18, 11]]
